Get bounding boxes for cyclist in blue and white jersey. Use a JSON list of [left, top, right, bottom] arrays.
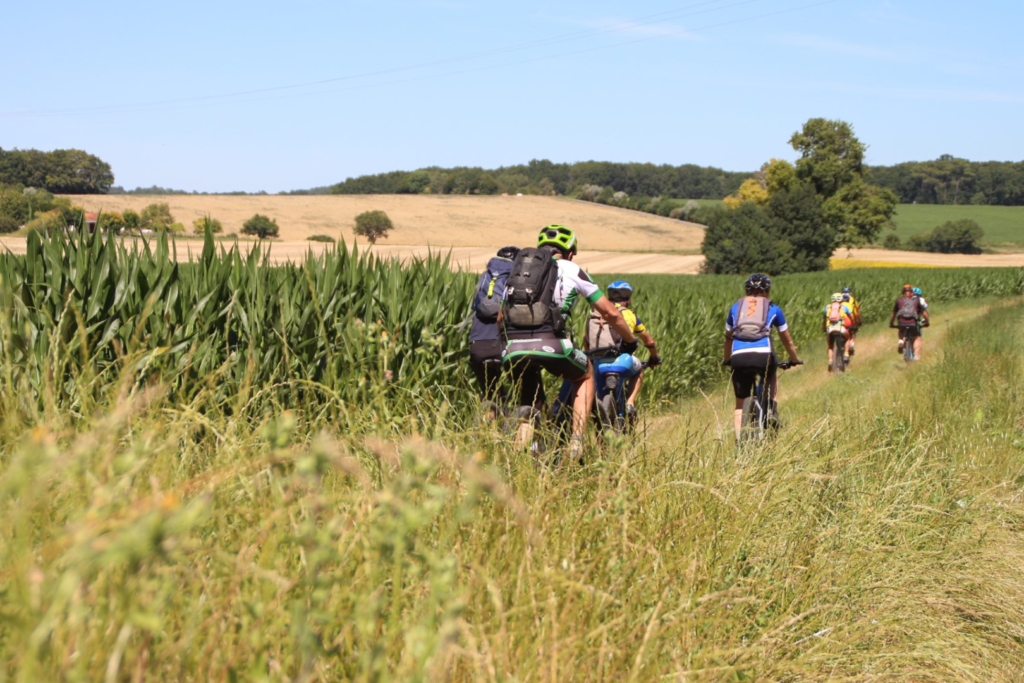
[[723, 273, 802, 441]]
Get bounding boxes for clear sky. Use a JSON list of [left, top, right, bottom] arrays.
[[3, 0, 1022, 193]]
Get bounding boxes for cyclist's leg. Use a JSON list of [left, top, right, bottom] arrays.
[[843, 328, 852, 357], [763, 355, 780, 423], [913, 324, 923, 358], [826, 331, 835, 366], [730, 354, 764, 439]]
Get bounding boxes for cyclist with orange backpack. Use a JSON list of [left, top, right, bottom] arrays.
[[723, 274, 802, 441], [822, 292, 855, 368]]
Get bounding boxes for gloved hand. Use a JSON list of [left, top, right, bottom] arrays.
[[620, 338, 639, 355], [647, 355, 663, 368]]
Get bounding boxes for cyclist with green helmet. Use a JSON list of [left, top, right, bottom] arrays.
[[501, 225, 638, 460]]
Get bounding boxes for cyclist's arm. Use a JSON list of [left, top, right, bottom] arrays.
[[591, 296, 637, 344], [778, 329, 801, 363], [723, 330, 733, 363], [638, 329, 658, 358]]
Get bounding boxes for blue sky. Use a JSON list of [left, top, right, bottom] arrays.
[[3, 0, 1021, 192]]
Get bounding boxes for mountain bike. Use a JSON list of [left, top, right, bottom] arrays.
[[828, 329, 847, 373], [589, 348, 651, 436], [738, 359, 803, 443], [892, 321, 928, 363]]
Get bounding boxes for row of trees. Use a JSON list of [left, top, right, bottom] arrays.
[[331, 160, 749, 199], [0, 148, 114, 194], [701, 118, 898, 274], [329, 157, 1024, 207], [867, 157, 1024, 206]]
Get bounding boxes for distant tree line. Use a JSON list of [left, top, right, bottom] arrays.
[[0, 148, 114, 194], [330, 160, 750, 199], [866, 156, 1024, 205], [108, 186, 270, 196]]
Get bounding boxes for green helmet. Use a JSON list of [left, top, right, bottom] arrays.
[[537, 224, 578, 255]]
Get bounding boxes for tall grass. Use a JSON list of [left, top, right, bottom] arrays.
[[1, 289, 1023, 680]]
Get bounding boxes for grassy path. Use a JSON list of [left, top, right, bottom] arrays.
[[642, 298, 996, 448]]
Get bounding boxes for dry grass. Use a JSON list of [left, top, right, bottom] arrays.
[[61, 194, 706, 252]]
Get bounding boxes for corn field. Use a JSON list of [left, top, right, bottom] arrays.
[[1, 229, 1022, 428]]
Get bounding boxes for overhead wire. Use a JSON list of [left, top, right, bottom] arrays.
[[3, 0, 842, 119], [0, 0, 759, 118]]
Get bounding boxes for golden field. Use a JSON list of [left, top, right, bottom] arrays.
[[61, 194, 705, 252]]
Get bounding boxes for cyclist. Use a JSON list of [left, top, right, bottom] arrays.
[[468, 246, 519, 418], [723, 273, 802, 441], [913, 286, 928, 311], [889, 284, 929, 359], [501, 225, 638, 460], [822, 292, 855, 369], [840, 286, 861, 355], [585, 280, 662, 422]]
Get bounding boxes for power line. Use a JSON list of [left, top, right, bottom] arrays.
[[3, 0, 841, 119], [0, 0, 756, 118]]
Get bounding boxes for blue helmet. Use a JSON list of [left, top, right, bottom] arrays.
[[841, 286, 851, 293], [606, 280, 633, 302], [912, 287, 922, 296]]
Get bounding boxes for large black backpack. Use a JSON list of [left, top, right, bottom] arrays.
[[502, 247, 562, 333], [472, 256, 514, 323]]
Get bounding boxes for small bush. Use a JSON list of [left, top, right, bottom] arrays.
[[907, 219, 984, 254], [192, 216, 223, 234], [168, 222, 186, 233], [242, 214, 280, 239], [123, 209, 140, 230], [140, 203, 174, 230], [353, 210, 393, 244], [882, 233, 901, 250], [0, 215, 20, 233], [307, 234, 336, 243]]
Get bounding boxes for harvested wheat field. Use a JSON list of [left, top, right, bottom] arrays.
[[62, 194, 705, 252]]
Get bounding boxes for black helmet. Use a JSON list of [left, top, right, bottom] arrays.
[[497, 246, 519, 260], [744, 273, 772, 294]]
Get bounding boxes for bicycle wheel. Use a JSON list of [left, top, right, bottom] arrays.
[[831, 333, 845, 373], [597, 393, 620, 434], [903, 337, 915, 362], [739, 395, 764, 443]]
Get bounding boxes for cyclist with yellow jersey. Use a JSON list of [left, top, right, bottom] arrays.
[[585, 281, 661, 421], [841, 286, 861, 355]]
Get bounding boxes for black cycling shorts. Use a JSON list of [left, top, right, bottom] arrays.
[[729, 352, 777, 400], [897, 323, 921, 340], [502, 335, 589, 408]]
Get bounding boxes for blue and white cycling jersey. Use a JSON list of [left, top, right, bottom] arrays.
[[726, 300, 788, 357]]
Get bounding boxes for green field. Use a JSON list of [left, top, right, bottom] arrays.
[[4, 232, 1024, 679], [681, 199, 1024, 246], [891, 203, 1024, 245]]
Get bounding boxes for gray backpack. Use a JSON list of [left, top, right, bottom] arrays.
[[896, 294, 920, 322], [733, 296, 771, 341]]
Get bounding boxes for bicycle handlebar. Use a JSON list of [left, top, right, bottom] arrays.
[[777, 360, 804, 370]]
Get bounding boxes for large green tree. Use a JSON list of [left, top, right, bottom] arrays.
[[789, 118, 896, 248], [789, 118, 866, 197], [700, 203, 793, 275], [0, 147, 114, 193]]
